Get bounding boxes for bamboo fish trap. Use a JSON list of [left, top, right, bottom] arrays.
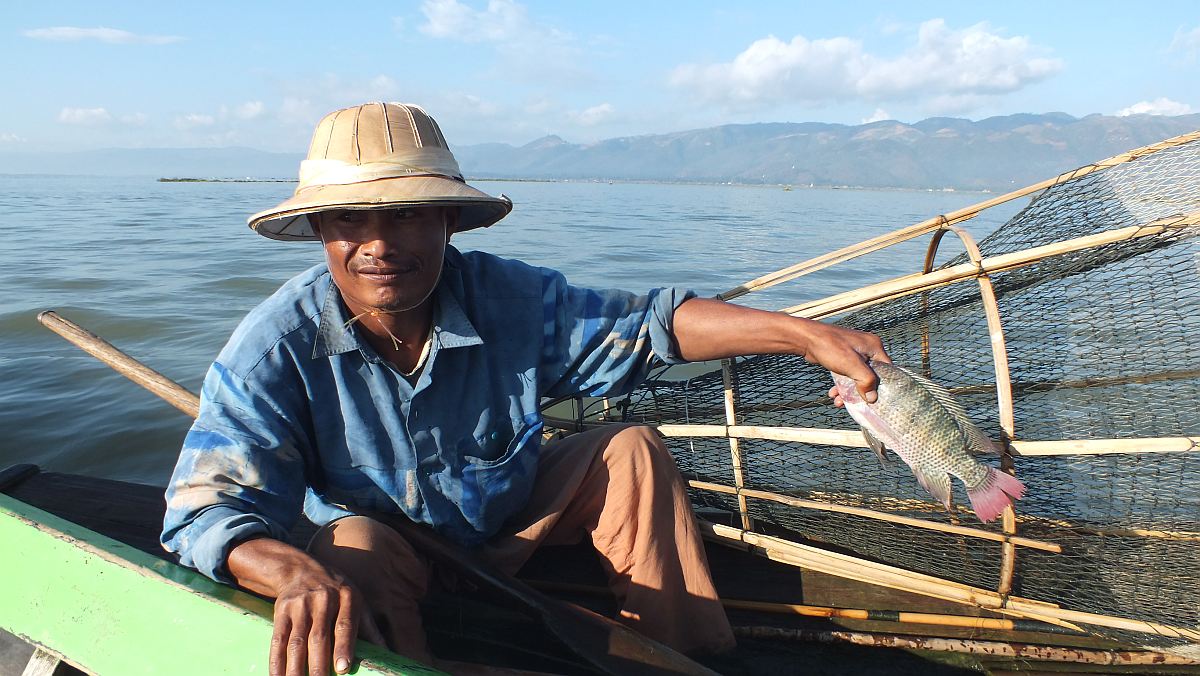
[[547, 129, 1200, 657]]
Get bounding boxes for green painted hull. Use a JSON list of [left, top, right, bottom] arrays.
[[0, 493, 441, 675]]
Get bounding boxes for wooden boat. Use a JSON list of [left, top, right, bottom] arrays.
[[5, 130, 1200, 674], [5, 460, 1198, 675]]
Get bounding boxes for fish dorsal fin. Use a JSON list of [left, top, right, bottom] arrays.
[[889, 363, 998, 455]]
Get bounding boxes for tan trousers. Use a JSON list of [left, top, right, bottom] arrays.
[[308, 424, 736, 664]]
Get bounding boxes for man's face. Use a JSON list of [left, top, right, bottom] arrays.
[[314, 207, 452, 314]]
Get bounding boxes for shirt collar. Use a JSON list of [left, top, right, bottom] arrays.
[[313, 257, 483, 360]]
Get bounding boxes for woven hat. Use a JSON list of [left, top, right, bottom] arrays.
[[249, 102, 512, 241]]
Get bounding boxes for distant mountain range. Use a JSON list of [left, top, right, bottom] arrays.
[[456, 112, 1200, 191], [4, 113, 1198, 191]]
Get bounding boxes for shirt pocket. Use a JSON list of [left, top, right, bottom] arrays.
[[457, 418, 543, 530]]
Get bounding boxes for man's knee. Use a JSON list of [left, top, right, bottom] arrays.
[[606, 424, 680, 480], [310, 515, 395, 553], [308, 515, 429, 588]]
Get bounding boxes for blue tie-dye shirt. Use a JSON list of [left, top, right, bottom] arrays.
[[161, 246, 694, 583]]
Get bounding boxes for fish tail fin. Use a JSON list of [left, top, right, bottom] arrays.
[[967, 468, 1026, 523]]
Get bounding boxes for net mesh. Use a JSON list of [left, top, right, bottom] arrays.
[[587, 133, 1200, 651]]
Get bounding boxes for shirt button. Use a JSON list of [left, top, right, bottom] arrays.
[[413, 409, 420, 420]]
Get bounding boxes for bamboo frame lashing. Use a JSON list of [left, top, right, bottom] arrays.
[[718, 129, 1200, 301], [721, 358, 752, 530], [921, 225, 1022, 596]]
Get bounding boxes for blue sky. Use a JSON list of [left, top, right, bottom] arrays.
[[3, 1, 1198, 152]]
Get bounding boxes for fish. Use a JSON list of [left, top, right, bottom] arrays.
[[831, 361, 1025, 522]]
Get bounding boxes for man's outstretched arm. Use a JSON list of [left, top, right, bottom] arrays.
[[671, 297, 890, 403]]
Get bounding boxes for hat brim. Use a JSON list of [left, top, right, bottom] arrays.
[[248, 175, 513, 241]]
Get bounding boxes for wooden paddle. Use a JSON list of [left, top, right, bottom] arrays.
[[37, 310, 719, 676]]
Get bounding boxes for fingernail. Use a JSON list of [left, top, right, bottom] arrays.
[[336, 657, 349, 673]]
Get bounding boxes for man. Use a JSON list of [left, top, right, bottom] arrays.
[[162, 102, 888, 675]]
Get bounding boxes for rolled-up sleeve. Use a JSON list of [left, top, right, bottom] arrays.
[[539, 267, 696, 398], [161, 361, 308, 583]]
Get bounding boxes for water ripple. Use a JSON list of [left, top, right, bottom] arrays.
[[0, 175, 1017, 483]]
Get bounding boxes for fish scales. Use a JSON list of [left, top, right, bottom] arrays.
[[832, 361, 1025, 523]]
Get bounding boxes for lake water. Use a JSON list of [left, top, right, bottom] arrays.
[[0, 175, 1017, 485]]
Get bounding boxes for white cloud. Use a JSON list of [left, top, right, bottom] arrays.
[[523, 97, 556, 115], [418, 0, 530, 43], [279, 97, 318, 125], [413, 0, 585, 84], [58, 107, 112, 125], [0, 133, 26, 143], [58, 107, 149, 129], [281, 75, 401, 110], [862, 108, 891, 124], [670, 19, 1062, 113], [574, 103, 615, 126], [233, 101, 265, 120], [445, 92, 501, 117], [244, 76, 406, 149], [1115, 98, 1194, 117], [23, 26, 183, 45], [120, 112, 148, 126], [1170, 25, 1200, 59], [174, 113, 215, 130], [367, 75, 400, 98]]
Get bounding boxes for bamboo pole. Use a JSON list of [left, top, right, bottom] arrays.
[[950, 368, 1200, 397], [718, 218, 965, 301], [782, 213, 1200, 319], [703, 480, 1200, 542], [688, 479, 1060, 552], [926, 225, 1022, 597], [1029, 522, 1200, 541], [720, 600, 1083, 635], [525, 579, 1081, 635], [718, 129, 1200, 301], [720, 359, 752, 530], [698, 519, 1084, 631], [542, 417, 1200, 458], [702, 520, 1200, 642], [701, 520, 1016, 603], [1011, 436, 1200, 456], [37, 311, 200, 418], [731, 626, 1200, 666], [1002, 600, 1200, 643], [615, 367, 1200, 428]]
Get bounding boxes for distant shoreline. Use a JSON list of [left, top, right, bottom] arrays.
[[154, 175, 991, 194], [157, 177, 297, 183]]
